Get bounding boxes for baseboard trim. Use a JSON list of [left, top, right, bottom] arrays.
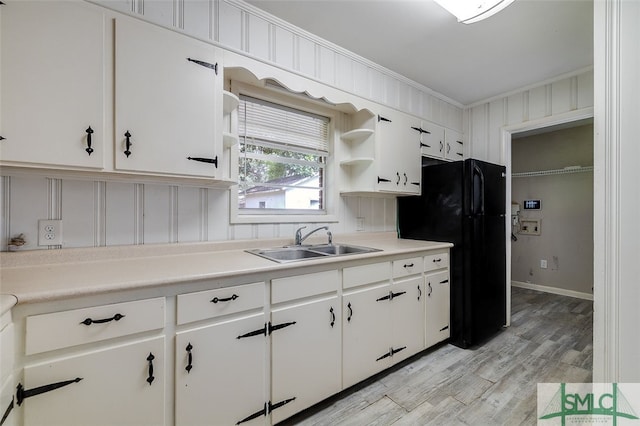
[[511, 280, 594, 301]]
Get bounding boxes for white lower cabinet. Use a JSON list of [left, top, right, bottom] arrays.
[[21, 336, 165, 426], [425, 270, 451, 348], [175, 313, 266, 426], [270, 295, 341, 423], [390, 277, 425, 363], [342, 283, 393, 388]]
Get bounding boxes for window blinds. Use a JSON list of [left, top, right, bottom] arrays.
[[238, 95, 329, 153]]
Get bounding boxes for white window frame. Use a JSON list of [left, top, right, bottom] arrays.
[[229, 81, 338, 224]]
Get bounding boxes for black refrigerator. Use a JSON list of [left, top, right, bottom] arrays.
[[397, 158, 506, 349]]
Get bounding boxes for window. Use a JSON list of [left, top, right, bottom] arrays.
[[236, 94, 331, 218]]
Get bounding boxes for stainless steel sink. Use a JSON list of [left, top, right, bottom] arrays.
[[246, 243, 380, 263], [307, 244, 377, 256]]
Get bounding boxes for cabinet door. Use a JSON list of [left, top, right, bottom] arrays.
[[175, 314, 266, 426], [0, 1, 104, 169], [374, 110, 401, 192], [420, 121, 445, 159], [398, 115, 422, 194], [271, 296, 341, 423], [391, 277, 425, 362], [115, 18, 221, 177], [425, 271, 451, 348], [445, 129, 464, 160], [342, 284, 392, 388], [22, 336, 165, 426]]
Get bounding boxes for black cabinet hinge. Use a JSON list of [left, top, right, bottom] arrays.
[[16, 378, 83, 406], [187, 58, 218, 75], [0, 397, 13, 426]]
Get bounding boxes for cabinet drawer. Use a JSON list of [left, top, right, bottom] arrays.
[[25, 297, 165, 355], [177, 282, 264, 325], [424, 251, 449, 272], [272, 270, 338, 304], [343, 262, 391, 289], [392, 256, 423, 278]]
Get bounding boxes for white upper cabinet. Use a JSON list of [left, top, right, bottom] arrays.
[[0, 1, 105, 170], [114, 17, 222, 178], [419, 122, 464, 161]]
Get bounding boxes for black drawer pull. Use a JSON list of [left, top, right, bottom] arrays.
[[347, 302, 353, 322], [124, 131, 132, 157], [146, 353, 155, 385], [404, 263, 414, 268], [329, 307, 335, 328], [80, 313, 125, 326], [85, 126, 94, 155], [185, 343, 193, 373], [433, 258, 442, 262], [417, 285, 422, 300], [211, 294, 238, 303], [428, 282, 432, 297]]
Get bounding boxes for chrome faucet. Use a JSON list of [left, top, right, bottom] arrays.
[[295, 226, 332, 246]]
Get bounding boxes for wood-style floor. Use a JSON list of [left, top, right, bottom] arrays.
[[280, 287, 593, 426]]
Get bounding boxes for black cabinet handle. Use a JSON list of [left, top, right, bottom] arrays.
[[187, 156, 218, 168], [124, 131, 132, 157], [403, 173, 408, 185], [417, 285, 422, 301], [404, 263, 414, 268], [378, 115, 392, 123], [420, 142, 431, 148], [185, 343, 193, 373], [85, 126, 94, 156], [16, 378, 83, 406], [80, 313, 125, 326], [237, 324, 267, 339], [237, 403, 267, 425], [447, 143, 451, 154], [329, 307, 335, 328], [439, 141, 444, 152], [347, 302, 353, 322], [377, 176, 391, 183], [146, 353, 155, 385], [428, 282, 432, 297], [268, 321, 296, 335], [396, 172, 401, 185], [211, 294, 238, 303], [187, 57, 218, 74], [433, 258, 442, 263]]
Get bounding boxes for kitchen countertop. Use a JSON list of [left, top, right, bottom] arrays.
[[0, 232, 452, 305]]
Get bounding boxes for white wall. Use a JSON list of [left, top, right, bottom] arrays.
[[593, 0, 640, 383]]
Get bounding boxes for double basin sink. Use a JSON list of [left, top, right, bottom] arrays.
[[246, 243, 380, 263]]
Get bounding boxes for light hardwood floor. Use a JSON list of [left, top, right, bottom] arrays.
[[280, 287, 593, 426]]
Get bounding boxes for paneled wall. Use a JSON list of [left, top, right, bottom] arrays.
[[464, 68, 594, 165]]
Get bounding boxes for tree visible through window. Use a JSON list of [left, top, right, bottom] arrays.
[[238, 95, 329, 213]]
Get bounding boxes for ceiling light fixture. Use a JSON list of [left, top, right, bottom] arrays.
[[433, 0, 516, 24]]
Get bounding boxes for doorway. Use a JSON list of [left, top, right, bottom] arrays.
[[501, 108, 594, 324]]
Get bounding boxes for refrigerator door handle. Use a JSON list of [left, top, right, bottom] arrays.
[[472, 164, 486, 215]]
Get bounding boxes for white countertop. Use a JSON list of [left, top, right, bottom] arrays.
[[0, 232, 452, 306]]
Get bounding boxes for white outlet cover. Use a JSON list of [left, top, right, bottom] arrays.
[[38, 219, 63, 246]]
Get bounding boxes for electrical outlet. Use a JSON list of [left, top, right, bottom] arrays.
[[540, 259, 548, 269], [38, 219, 63, 246]]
